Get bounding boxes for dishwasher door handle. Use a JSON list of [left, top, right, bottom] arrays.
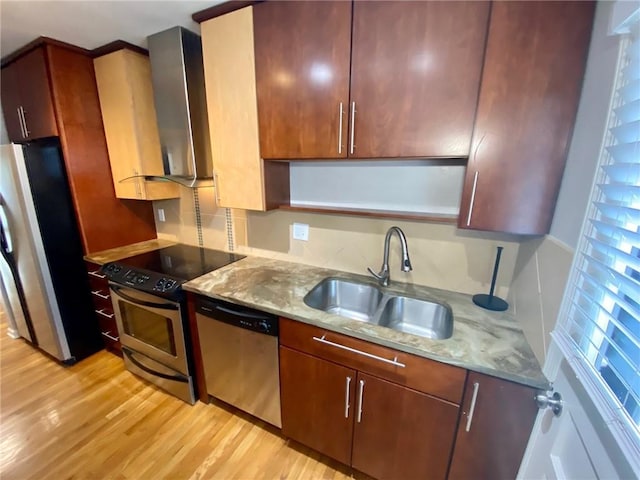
[[200, 303, 274, 321]]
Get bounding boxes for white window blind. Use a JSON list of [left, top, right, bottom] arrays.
[[558, 22, 640, 445]]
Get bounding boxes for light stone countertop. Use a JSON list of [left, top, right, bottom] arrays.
[[84, 238, 177, 265], [183, 255, 549, 390]]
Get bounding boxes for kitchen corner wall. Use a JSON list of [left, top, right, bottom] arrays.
[[152, 188, 231, 251], [507, 237, 574, 364]]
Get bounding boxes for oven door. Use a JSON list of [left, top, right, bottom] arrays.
[[109, 283, 188, 374]]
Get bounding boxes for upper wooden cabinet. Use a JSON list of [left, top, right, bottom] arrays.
[[201, 6, 289, 211], [448, 371, 538, 480], [458, 1, 596, 235], [94, 49, 179, 201], [1, 40, 157, 253], [349, 1, 489, 159], [1, 48, 58, 142], [253, 1, 352, 160], [253, 1, 488, 160]]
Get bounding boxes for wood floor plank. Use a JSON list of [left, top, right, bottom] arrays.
[[0, 314, 363, 480]]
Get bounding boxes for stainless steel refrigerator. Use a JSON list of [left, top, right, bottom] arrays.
[[0, 140, 102, 362]]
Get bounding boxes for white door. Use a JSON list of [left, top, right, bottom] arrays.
[[518, 344, 634, 479]]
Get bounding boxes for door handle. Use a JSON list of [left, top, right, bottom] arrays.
[[19, 107, 30, 137], [465, 382, 480, 432], [16, 107, 26, 138], [344, 376, 352, 418], [466, 171, 479, 226], [357, 379, 365, 423], [338, 102, 344, 154], [349, 101, 356, 155]]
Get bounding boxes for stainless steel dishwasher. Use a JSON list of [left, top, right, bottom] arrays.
[[195, 296, 281, 428]]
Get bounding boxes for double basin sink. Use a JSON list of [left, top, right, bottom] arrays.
[[303, 277, 453, 340]]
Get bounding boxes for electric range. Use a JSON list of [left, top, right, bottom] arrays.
[[101, 244, 245, 404]]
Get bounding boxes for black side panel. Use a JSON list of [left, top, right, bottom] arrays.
[[22, 138, 102, 361]]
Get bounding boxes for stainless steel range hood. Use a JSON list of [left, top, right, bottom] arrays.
[[147, 26, 213, 188]]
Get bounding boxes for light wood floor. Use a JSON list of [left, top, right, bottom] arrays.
[[0, 315, 358, 480]]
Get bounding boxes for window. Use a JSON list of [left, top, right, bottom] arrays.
[[558, 21, 640, 443]]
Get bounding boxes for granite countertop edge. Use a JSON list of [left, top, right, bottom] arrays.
[[84, 238, 177, 265], [183, 256, 550, 391]]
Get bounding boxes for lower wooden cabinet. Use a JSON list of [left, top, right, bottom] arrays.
[[85, 262, 121, 355], [278, 318, 540, 479], [448, 371, 538, 480], [280, 346, 355, 465], [279, 318, 463, 480], [351, 372, 459, 480]]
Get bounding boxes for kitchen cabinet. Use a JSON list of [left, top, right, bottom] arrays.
[[1, 39, 157, 253], [349, 1, 489, 158], [252, 1, 488, 160], [279, 318, 465, 479], [201, 7, 289, 211], [351, 372, 459, 480], [458, 1, 596, 235], [279, 347, 355, 465], [448, 371, 538, 480], [1, 47, 58, 142], [253, 1, 352, 159], [85, 262, 121, 355], [94, 48, 179, 201]]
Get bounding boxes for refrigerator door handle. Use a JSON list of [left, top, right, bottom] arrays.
[[0, 201, 13, 253]]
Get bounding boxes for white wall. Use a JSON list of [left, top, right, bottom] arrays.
[[550, 1, 620, 249], [510, 1, 621, 362]]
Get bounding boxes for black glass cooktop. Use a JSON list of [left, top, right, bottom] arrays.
[[113, 244, 245, 281], [103, 244, 245, 299]]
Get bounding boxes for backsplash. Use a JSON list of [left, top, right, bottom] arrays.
[[508, 236, 574, 364], [154, 193, 522, 300]]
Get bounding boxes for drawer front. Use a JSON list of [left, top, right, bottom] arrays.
[[280, 318, 466, 404], [97, 312, 121, 353]]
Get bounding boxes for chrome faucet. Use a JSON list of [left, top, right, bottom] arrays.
[[367, 226, 412, 287]]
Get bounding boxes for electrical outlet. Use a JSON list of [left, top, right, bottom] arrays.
[[158, 208, 166, 222], [292, 223, 309, 241]]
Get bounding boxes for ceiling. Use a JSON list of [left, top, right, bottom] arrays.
[[0, 0, 223, 58]]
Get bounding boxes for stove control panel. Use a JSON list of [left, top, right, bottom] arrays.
[[101, 263, 184, 299]]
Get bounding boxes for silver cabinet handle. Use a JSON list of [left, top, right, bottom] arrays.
[[95, 309, 114, 319], [19, 107, 30, 137], [16, 107, 26, 138], [101, 331, 119, 342], [312, 335, 406, 368], [91, 290, 110, 300], [349, 101, 356, 155], [465, 381, 480, 432], [466, 171, 479, 227], [357, 379, 365, 423], [88, 270, 106, 279], [338, 102, 344, 154], [344, 376, 352, 418], [214, 172, 221, 205]]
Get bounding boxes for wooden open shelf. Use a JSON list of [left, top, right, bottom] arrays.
[[279, 204, 458, 224]]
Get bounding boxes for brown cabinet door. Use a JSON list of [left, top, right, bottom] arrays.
[[16, 48, 58, 141], [1, 63, 26, 142], [448, 372, 538, 480], [458, 1, 595, 235], [351, 372, 459, 480], [253, 1, 351, 159], [279, 346, 356, 465], [349, 1, 489, 159]]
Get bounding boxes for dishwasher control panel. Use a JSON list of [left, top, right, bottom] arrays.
[[195, 297, 279, 337]]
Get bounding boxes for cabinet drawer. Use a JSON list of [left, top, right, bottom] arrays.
[[96, 311, 121, 353], [280, 318, 466, 404]]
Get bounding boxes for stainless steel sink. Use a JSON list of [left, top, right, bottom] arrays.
[[303, 277, 454, 340], [377, 296, 453, 340], [303, 277, 384, 322]]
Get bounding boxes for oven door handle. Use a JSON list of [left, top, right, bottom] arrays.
[[111, 285, 179, 311], [123, 348, 189, 384]]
